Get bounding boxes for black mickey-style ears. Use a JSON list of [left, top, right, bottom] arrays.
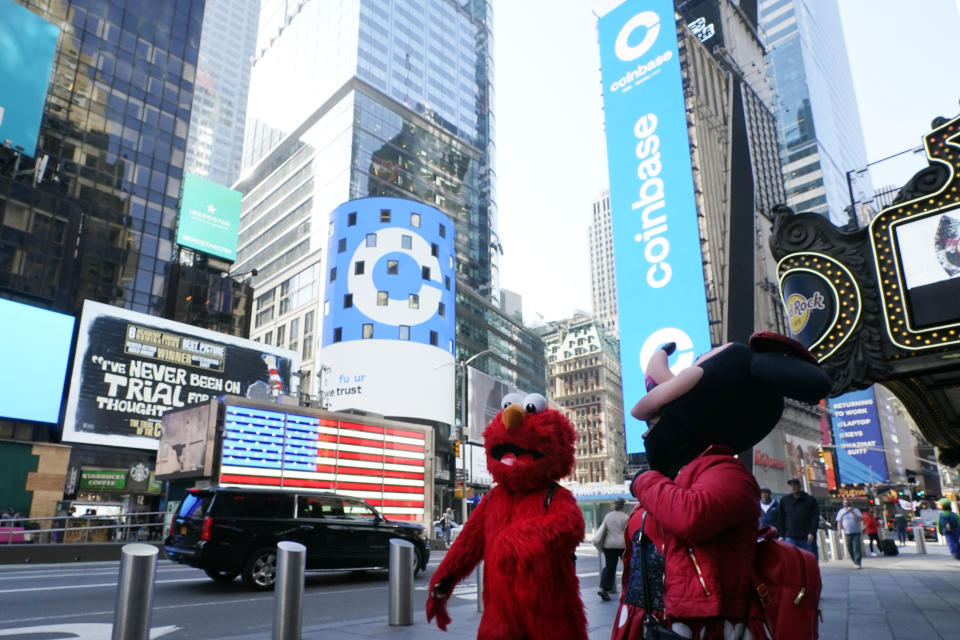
[[750, 351, 833, 403]]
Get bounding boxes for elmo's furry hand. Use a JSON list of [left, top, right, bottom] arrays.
[[426, 576, 454, 630]]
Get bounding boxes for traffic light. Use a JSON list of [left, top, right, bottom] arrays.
[[817, 446, 825, 463], [454, 440, 461, 457]]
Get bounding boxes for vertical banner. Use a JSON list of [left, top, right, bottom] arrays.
[[828, 387, 889, 484], [598, 0, 711, 452]]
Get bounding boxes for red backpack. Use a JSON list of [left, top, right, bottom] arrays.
[[751, 529, 822, 640]]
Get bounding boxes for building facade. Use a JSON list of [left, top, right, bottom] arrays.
[[759, 0, 871, 226], [541, 314, 626, 484], [588, 190, 618, 340], [184, 0, 260, 187]]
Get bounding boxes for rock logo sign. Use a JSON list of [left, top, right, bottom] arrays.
[[786, 291, 826, 334]]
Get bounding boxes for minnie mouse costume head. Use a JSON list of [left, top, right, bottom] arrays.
[[631, 331, 832, 478]]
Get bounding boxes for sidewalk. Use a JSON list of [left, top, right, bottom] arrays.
[[295, 540, 960, 640]]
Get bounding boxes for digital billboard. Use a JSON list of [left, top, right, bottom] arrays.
[[828, 387, 889, 484], [62, 300, 299, 450], [175, 172, 242, 262], [598, 0, 712, 452], [0, 0, 59, 158], [319, 197, 456, 427], [217, 399, 430, 522], [895, 210, 960, 328], [466, 366, 521, 444], [0, 298, 75, 423], [155, 401, 219, 480]]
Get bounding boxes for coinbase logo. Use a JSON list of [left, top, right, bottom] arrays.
[[615, 11, 660, 61], [639, 327, 696, 376]]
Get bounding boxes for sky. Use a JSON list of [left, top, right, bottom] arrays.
[[492, 0, 960, 325]]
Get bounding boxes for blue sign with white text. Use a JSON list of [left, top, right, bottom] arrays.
[[0, 0, 59, 158], [598, 0, 711, 453], [828, 387, 889, 484]]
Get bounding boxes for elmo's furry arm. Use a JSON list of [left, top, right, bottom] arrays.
[[491, 487, 583, 572], [426, 494, 488, 630]]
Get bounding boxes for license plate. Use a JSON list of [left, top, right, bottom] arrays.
[[180, 526, 187, 534]]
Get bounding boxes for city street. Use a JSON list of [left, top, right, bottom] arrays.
[[0, 541, 959, 639]]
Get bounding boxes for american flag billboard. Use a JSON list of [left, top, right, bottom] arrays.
[[216, 401, 430, 522]]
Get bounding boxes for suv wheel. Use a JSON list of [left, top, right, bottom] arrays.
[[204, 568, 239, 582], [242, 547, 277, 590]]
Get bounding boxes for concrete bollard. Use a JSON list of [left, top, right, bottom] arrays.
[[273, 541, 306, 640], [476, 561, 484, 612], [913, 521, 927, 554], [388, 538, 415, 626], [817, 530, 829, 562], [829, 529, 844, 561], [112, 543, 158, 640]]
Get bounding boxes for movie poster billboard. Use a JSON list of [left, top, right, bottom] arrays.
[[828, 387, 889, 484], [62, 300, 299, 450]]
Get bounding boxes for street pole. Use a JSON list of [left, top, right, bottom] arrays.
[[459, 348, 493, 524]]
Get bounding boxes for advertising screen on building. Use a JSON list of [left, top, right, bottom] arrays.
[[175, 172, 242, 262], [895, 209, 960, 328], [828, 387, 889, 484], [0, 0, 59, 158], [62, 300, 299, 450], [217, 400, 429, 522], [598, 0, 712, 453], [155, 401, 219, 480], [0, 298, 75, 424], [466, 366, 521, 444]]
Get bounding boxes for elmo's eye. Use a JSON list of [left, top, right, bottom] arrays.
[[501, 393, 523, 409], [522, 393, 547, 413]]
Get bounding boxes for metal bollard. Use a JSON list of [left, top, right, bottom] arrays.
[[476, 561, 484, 612], [913, 521, 927, 554], [817, 530, 829, 562], [112, 543, 158, 640], [273, 541, 306, 640], [388, 539, 415, 626]]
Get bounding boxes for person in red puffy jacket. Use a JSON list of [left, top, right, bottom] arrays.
[[611, 333, 831, 640], [862, 510, 881, 555]]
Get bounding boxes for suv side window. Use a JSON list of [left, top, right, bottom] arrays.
[[178, 492, 213, 518], [215, 493, 288, 518], [343, 499, 378, 521], [296, 496, 341, 518]]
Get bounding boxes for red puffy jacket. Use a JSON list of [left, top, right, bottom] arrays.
[[614, 446, 761, 637]]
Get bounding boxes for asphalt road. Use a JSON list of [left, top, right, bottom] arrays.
[[0, 548, 604, 639]]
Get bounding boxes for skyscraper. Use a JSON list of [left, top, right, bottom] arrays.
[[760, 0, 871, 226], [588, 189, 618, 340], [185, 0, 260, 187]]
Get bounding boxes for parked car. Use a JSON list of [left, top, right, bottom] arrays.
[[164, 487, 430, 590]]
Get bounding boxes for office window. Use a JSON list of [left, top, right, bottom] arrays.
[[333, 327, 342, 342], [380, 209, 391, 222], [276, 325, 286, 346], [387, 260, 399, 274], [438, 302, 445, 317], [362, 323, 373, 339], [338, 238, 346, 253], [421, 266, 431, 280], [445, 276, 450, 290], [402, 234, 412, 249], [355, 261, 364, 275], [377, 291, 388, 306], [431, 242, 439, 257], [366, 233, 377, 247], [429, 330, 438, 346], [264, 331, 273, 345], [348, 212, 357, 226], [409, 294, 419, 309], [329, 267, 337, 282], [439, 223, 446, 238], [399, 325, 410, 340], [324, 300, 330, 315], [344, 293, 353, 308], [410, 213, 420, 227]]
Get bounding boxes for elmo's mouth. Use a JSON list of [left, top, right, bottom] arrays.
[[490, 443, 544, 467]]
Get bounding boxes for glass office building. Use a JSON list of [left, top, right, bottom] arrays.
[[0, 0, 204, 317], [760, 0, 870, 226]]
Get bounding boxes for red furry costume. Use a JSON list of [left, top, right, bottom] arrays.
[[426, 392, 588, 640]]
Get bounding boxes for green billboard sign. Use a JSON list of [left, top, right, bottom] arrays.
[[176, 172, 242, 262], [79, 469, 127, 490]]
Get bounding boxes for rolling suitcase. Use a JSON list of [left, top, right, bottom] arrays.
[[878, 538, 898, 556]]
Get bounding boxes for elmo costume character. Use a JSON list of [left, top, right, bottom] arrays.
[[612, 332, 831, 640], [427, 392, 588, 640]]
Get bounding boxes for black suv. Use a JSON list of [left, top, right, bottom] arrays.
[[164, 487, 430, 590]]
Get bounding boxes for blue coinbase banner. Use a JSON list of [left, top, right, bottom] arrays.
[[598, 0, 711, 453], [0, 0, 59, 158], [828, 387, 889, 484]]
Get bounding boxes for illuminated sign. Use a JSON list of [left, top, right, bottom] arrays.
[[599, 0, 711, 452], [217, 402, 428, 521], [0, 298, 74, 424], [63, 300, 299, 451], [79, 469, 126, 490], [176, 172, 242, 262], [828, 387, 889, 484], [0, 1, 59, 158]]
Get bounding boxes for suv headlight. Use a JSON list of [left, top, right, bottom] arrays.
[[416, 527, 428, 541]]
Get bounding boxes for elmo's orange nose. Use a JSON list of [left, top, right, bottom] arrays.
[[502, 403, 524, 430]]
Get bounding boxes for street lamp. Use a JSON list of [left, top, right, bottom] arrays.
[[457, 348, 494, 523]]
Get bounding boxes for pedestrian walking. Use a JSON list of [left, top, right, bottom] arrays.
[[936, 498, 960, 560], [442, 507, 455, 547], [863, 509, 880, 554], [777, 477, 821, 557], [759, 486, 779, 529], [894, 511, 908, 546], [836, 498, 864, 568], [594, 497, 629, 601]]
